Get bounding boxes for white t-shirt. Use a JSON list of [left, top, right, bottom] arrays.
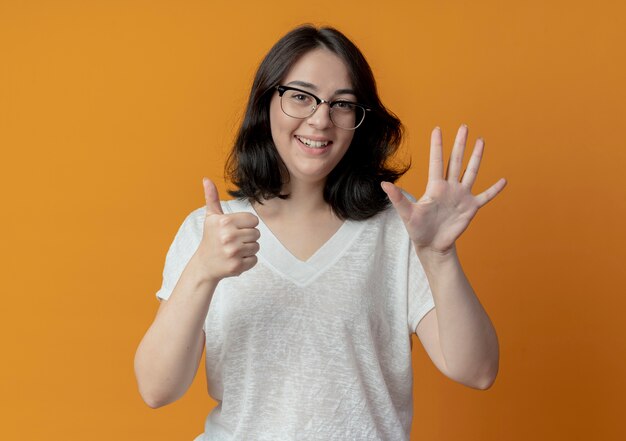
[[156, 199, 435, 441]]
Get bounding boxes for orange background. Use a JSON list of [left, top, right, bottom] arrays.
[[1, 0, 625, 440]]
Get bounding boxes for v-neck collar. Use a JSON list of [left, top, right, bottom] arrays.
[[225, 199, 365, 287]]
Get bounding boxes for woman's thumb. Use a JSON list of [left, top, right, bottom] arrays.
[[202, 177, 224, 215]]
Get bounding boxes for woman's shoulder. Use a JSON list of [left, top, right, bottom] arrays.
[[180, 206, 206, 230]]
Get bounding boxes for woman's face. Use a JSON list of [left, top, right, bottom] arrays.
[[269, 48, 356, 189]]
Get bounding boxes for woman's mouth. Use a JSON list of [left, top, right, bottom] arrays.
[[295, 135, 332, 149]]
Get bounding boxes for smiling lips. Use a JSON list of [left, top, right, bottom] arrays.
[[295, 135, 332, 149]]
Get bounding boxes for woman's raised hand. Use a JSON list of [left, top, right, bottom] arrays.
[[381, 125, 507, 255], [199, 178, 260, 282]]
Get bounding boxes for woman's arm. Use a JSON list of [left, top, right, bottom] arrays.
[[382, 125, 506, 389], [134, 253, 217, 408], [415, 246, 499, 390], [134, 178, 260, 408]]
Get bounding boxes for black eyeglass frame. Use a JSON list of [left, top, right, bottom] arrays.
[[275, 85, 371, 130]]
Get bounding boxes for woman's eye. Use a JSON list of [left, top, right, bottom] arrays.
[[333, 101, 355, 111], [290, 93, 312, 103]]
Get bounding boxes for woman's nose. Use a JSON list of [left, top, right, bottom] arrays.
[[306, 103, 334, 129]]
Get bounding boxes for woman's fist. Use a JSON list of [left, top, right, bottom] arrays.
[[198, 177, 260, 282]]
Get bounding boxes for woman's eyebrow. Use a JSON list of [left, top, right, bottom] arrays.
[[334, 88, 356, 96], [285, 80, 356, 96], [285, 80, 317, 90]]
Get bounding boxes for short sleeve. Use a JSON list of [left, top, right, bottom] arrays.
[[155, 207, 205, 301], [407, 247, 435, 333]]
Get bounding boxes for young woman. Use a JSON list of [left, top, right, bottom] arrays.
[[135, 25, 506, 441]]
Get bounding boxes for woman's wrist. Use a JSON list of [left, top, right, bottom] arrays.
[[412, 244, 463, 278], [414, 242, 457, 262], [187, 250, 222, 292]]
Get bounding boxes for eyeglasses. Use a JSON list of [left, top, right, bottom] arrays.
[[275, 85, 371, 130]]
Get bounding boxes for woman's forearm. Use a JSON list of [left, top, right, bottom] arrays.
[[416, 245, 499, 389], [134, 250, 217, 408]]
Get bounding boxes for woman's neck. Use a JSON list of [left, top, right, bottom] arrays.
[[251, 179, 344, 261], [257, 179, 331, 218]]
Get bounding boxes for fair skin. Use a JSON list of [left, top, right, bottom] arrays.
[[134, 48, 505, 408], [382, 126, 506, 389], [256, 48, 356, 260]]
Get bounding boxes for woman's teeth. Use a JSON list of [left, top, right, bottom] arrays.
[[297, 136, 330, 148]]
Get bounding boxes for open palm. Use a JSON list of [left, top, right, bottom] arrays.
[[382, 125, 507, 254]]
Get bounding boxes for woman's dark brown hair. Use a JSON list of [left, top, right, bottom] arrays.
[[226, 25, 408, 220]]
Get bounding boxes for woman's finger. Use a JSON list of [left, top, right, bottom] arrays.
[[461, 137, 484, 188], [428, 127, 444, 182], [446, 125, 468, 181], [381, 181, 413, 223], [239, 242, 260, 258], [239, 228, 261, 244], [222, 212, 260, 229], [240, 255, 258, 273], [475, 178, 507, 208]]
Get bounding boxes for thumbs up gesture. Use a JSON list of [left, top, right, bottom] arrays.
[[198, 177, 260, 283]]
